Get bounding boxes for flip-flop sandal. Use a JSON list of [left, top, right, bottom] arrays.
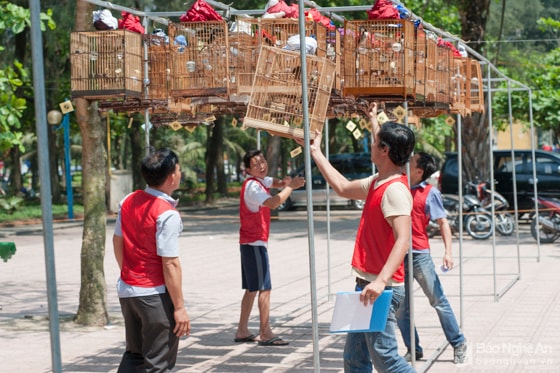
[[234, 334, 257, 343], [258, 337, 289, 346]]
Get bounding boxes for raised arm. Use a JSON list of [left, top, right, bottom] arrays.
[[262, 175, 305, 210]]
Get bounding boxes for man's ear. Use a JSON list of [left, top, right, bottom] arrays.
[[168, 171, 178, 186]]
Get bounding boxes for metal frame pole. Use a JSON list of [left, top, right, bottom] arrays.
[[29, 0, 62, 371], [296, 1, 319, 370]]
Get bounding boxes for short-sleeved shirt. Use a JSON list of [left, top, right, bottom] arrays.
[[413, 181, 446, 221], [114, 187, 183, 298], [360, 175, 412, 218], [243, 176, 273, 213]]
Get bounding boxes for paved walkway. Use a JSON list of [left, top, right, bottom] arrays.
[[1, 205, 559, 372]]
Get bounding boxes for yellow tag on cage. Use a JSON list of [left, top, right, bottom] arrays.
[[377, 111, 389, 125], [346, 120, 357, 132], [392, 106, 406, 122], [169, 121, 182, 131]]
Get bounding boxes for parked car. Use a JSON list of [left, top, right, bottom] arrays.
[[278, 153, 374, 211], [438, 150, 560, 211]]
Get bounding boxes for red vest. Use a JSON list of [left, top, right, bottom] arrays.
[[352, 175, 408, 282], [411, 184, 431, 250], [120, 190, 175, 287], [239, 178, 271, 243]]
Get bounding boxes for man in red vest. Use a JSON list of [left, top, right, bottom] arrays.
[[234, 149, 305, 346], [298, 102, 416, 373], [396, 152, 466, 364], [113, 147, 190, 372]]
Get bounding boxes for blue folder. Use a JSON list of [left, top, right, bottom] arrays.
[[329, 289, 393, 333]]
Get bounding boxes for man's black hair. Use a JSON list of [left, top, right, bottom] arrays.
[[243, 149, 263, 169], [378, 121, 415, 167], [416, 151, 439, 182], [141, 147, 179, 187]]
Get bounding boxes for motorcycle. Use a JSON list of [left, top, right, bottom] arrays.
[[530, 196, 560, 243], [427, 182, 493, 240], [475, 181, 515, 236]]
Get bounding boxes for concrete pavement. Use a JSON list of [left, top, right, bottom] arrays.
[[1, 204, 559, 372]]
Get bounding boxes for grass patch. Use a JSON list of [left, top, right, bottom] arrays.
[[0, 202, 84, 224]]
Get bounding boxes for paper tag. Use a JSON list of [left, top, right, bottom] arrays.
[[346, 120, 357, 132], [59, 101, 74, 114], [290, 146, 302, 158], [169, 121, 182, 131], [377, 111, 389, 125]]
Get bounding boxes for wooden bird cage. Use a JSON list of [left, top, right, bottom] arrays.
[[70, 30, 143, 100], [424, 36, 438, 103], [229, 18, 320, 95], [342, 19, 416, 101], [450, 57, 471, 116], [411, 107, 449, 118], [435, 45, 453, 105], [414, 29, 427, 103], [468, 59, 485, 113], [414, 28, 434, 104], [168, 21, 230, 98], [243, 46, 336, 140], [315, 24, 341, 91], [145, 35, 169, 102]]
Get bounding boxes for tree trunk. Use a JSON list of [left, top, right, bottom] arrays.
[[458, 0, 491, 54], [205, 126, 218, 203], [460, 113, 491, 181], [74, 99, 109, 326], [266, 136, 281, 178], [456, 0, 492, 186], [73, 0, 108, 326], [129, 122, 145, 190], [214, 120, 227, 194], [328, 120, 339, 153], [8, 147, 23, 196]]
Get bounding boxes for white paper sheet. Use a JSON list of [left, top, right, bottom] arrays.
[[329, 292, 373, 333]]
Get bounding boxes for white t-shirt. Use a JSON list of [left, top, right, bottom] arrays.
[[244, 176, 274, 212]]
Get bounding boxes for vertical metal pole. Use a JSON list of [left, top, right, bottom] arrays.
[[457, 113, 464, 327], [62, 113, 74, 219], [297, 1, 319, 371], [527, 90, 541, 261], [506, 80, 522, 272], [29, 1, 62, 371], [325, 119, 331, 300], [404, 102, 417, 366], [486, 65, 499, 302]]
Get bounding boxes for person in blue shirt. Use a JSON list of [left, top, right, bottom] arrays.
[[396, 152, 467, 364]]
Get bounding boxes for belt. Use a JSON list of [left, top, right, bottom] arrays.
[[356, 277, 370, 289]]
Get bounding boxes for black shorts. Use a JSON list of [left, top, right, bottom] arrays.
[[240, 244, 272, 291]]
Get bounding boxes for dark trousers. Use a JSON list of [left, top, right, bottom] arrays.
[[118, 293, 179, 373]]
